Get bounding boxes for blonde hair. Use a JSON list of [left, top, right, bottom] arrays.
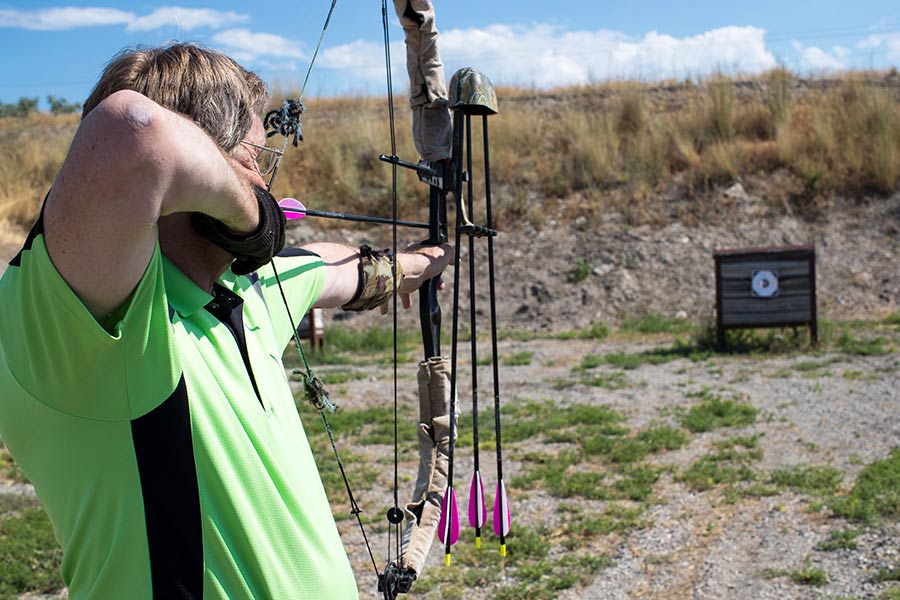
[[83, 43, 268, 152]]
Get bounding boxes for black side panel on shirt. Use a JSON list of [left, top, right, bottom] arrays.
[[131, 375, 203, 600], [8, 192, 48, 268]]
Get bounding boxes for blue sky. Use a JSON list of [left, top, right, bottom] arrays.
[[1, 1, 898, 108]]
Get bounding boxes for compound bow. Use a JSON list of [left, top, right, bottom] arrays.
[[260, 2, 508, 597]]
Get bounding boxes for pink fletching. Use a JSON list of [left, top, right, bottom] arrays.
[[468, 471, 487, 529], [438, 486, 460, 545], [493, 480, 511, 537], [278, 197, 306, 220]]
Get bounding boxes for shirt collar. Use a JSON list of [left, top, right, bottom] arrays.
[[161, 254, 214, 317]]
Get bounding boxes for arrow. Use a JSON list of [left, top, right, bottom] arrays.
[[278, 197, 430, 229]]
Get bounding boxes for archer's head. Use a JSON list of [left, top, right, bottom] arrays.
[[82, 42, 269, 154]]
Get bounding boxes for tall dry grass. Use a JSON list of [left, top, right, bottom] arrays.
[[0, 114, 77, 245], [1, 70, 898, 248]]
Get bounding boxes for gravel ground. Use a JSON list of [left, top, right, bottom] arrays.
[[324, 336, 900, 600]]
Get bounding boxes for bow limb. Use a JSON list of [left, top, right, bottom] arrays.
[[376, 2, 459, 596]]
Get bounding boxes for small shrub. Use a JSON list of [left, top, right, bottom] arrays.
[[568, 258, 591, 283]]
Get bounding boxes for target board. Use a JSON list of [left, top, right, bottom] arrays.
[[714, 246, 817, 348]]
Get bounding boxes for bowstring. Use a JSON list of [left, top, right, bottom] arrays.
[[380, 0, 403, 571]]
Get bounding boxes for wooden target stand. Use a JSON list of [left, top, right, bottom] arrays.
[[714, 246, 818, 349], [297, 308, 325, 351]]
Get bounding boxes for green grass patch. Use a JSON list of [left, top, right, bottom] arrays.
[[562, 503, 646, 545], [580, 371, 630, 389], [836, 332, 893, 356], [816, 528, 861, 551], [503, 351, 534, 366], [568, 258, 591, 283], [678, 455, 757, 491], [830, 448, 900, 523], [416, 524, 614, 600], [556, 322, 610, 340], [760, 561, 829, 587], [678, 435, 762, 492], [679, 391, 757, 433], [873, 566, 900, 583], [619, 313, 694, 335], [0, 501, 64, 599], [769, 464, 844, 496], [301, 405, 410, 446], [789, 564, 830, 586], [0, 443, 28, 483], [575, 354, 604, 371], [499, 401, 626, 443]]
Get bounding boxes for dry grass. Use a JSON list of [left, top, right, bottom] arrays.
[[0, 70, 898, 248]]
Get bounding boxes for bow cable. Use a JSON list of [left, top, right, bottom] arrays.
[[260, 0, 383, 583], [379, 0, 407, 585]]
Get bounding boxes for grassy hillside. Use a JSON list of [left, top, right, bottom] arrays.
[[1, 69, 899, 248]]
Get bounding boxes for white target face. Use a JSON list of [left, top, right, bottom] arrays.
[[751, 270, 779, 298]]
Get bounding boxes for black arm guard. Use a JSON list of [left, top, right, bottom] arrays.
[[191, 185, 287, 275]]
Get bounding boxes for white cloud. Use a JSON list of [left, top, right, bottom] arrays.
[[318, 40, 390, 80], [0, 5, 247, 32], [212, 29, 306, 61], [0, 7, 133, 30], [792, 41, 851, 71], [126, 7, 248, 32], [859, 32, 900, 62], [317, 24, 778, 89]]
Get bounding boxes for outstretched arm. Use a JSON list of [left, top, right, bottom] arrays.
[[303, 242, 452, 310]]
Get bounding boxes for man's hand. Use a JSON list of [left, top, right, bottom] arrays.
[[391, 242, 454, 312]]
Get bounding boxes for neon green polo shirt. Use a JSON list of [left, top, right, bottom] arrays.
[[0, 217, 359, 599]]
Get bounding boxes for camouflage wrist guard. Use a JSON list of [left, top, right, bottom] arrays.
[[341, 245, 404, 311]]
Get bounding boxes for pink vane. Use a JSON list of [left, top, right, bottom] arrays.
[[278, 197, 307, 220], [438, 485, 460, 564]]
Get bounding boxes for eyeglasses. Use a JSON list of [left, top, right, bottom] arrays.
[[240, 140, 284, 177]]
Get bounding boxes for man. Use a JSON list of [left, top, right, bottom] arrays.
[[0, 43, 451, 599]]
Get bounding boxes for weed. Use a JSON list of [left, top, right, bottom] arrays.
[[0, 443, 27, 483], [619, 313, 694, 335], [837, 332, 893, 356], [581, 371, 630, 389], [790, 563, 830, 586], [503, 351, 534, 366], [0, 503, 63, 598], [679, 393, 757, 433], [557, 322, 610, 340], [569, 258, 591, 283], [769, 464, 844, 496], [873, 567, 900, 583], [760, 561, 829, 587], [816, 529, 861, 551], [830, 448, 900, 523]]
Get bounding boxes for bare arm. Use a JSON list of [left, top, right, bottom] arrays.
[[303, 242, 452, 309], [43, 90, 260, 320]]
